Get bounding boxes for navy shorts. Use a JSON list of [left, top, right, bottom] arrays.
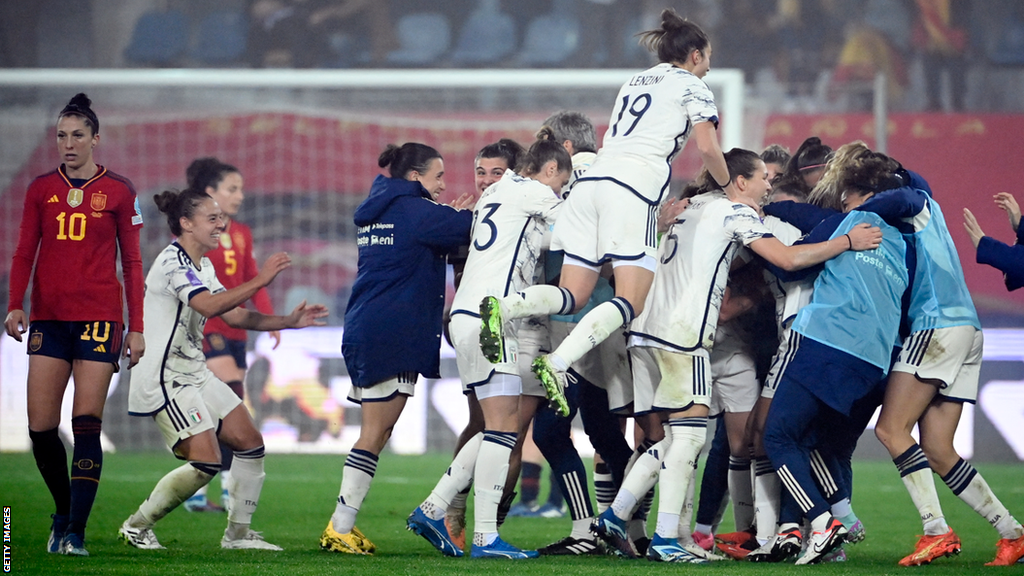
[[28, 320, 123, 369], [203, 333, 248, 369]]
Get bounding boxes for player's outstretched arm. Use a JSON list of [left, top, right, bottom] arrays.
[[750, 223, 882, 271], [190, 252, 292, 319], [221, 300, 329, 331]]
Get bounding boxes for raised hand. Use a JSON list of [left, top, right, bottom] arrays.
[[963, 208, 985, 248], [256, 252, 292, 286], [994, 192, 1020, 232], [450, 193, 476, 211]]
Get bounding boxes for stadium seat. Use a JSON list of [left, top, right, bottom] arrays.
[[192, 10, 248, 65], [449, 0, 517, 65], [989, 20, 1024, 65], [515, 14, 580, 66], [123, 9, 189, 66], [386, 13, 451, 65]]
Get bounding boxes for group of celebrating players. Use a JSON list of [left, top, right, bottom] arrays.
[[10, 6, 1024, 568]]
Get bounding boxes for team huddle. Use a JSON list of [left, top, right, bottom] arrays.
[[9, 7, 1024, 568]]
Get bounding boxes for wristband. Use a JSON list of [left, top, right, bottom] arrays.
[[845, 234, 852, 249]]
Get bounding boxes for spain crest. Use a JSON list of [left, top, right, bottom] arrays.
[[67, 188, 83, 208], [29, 331, 42, 352], [91, 192, 107, 211], [219, 232, 232, 249]]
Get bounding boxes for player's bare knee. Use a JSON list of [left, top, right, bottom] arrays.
[[920, 440, 957, 474]]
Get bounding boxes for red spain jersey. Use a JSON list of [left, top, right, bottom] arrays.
[[203, 219, 274, 341], [9, 165, 144, 331]]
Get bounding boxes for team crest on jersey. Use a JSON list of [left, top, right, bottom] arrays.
[[29, 331, 42, 352], [67, 188, 84, 208], [188, 408, 203, 424], [90, 192, 107, 211], [220, 232, 232, 249]]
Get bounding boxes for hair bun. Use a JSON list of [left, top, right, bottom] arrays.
[[377, 144, 400, 169], [660, 9, 687, 31], [68, 93, 92, 109]]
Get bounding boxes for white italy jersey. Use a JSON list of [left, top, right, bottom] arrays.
[[629, 191, 771, 352], [578, 62, 719, 205], [762, 215, 814, 330], [130, 242, 225, 415], [451, 170, 562, 315]]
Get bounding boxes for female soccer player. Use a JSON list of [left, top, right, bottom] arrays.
[[479, 9, 730, 416], [179, 157, 277, 513], [759, 147, 912, 565], [5, 93, 145, 556], [474, 139, 524, 195], [847, 161, 1024, 567], [118, 187, 326, 551], [779, 136, 832, 194], [321, 142, 473, 555], [592, 148, 881, 563], [445, 138, 526, 547], [407, 136, 570, 559]]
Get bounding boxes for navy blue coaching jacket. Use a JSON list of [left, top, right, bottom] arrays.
[[343, 174, 472, 388]]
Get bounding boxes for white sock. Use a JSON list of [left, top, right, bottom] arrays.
[[194, 484, 208, 498], [655, 417, 706, 538], [830, 497, 853, 520], [551, 298, 633, 367], [571, 517, 593, 540], [134, 462, 215, 527], [332, 448, 378, 534], [895, 444, 948, 536], [943, 459, 1023, 540], [424, 432, 483, 519], [612, 435, 671, 521], [594, 463, 615, 514], [810, 511, 831, 533], [753, 456, 781, 543], [501, 285, 575, 318], [677, 463, 697, 542], [729, 456, 754, 531], [228, 446, 266, 527], [220, 469, 232, 494], [474, 431, 515, 536]]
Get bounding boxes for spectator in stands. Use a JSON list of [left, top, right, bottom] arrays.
[[913, 0, 970, 111], [247, 0, 394, 67]]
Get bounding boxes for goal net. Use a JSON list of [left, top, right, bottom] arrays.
[[0, 68, 746, 454]]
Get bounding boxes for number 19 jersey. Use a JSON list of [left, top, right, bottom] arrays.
[[578, 62, 720, 205]]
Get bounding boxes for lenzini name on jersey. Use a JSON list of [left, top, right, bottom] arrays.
[[629, 74, 664, 86]]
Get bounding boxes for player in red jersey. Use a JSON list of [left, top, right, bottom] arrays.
[[4, 93, 145, 557], [179, 157, 277, 513]]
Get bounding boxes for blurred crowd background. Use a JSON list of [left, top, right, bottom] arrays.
[[2, 0, 1024, 112]]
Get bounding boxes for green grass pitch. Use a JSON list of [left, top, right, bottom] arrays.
[[1, 451, 1021, 575]]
